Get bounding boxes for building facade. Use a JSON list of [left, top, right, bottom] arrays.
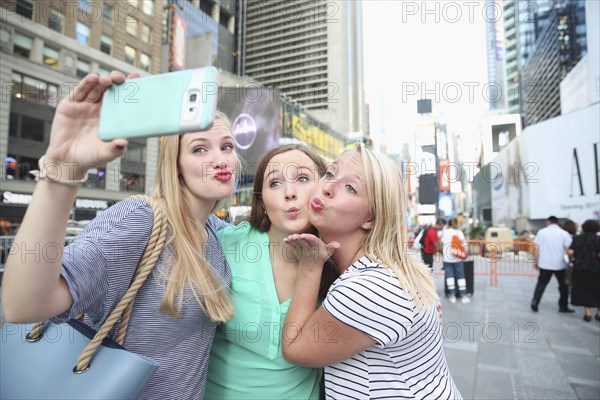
[[485, 0, 508, 111], [0, 0, 166, 229], [521, 0, 587, 126], [241, 0, 367, 136]]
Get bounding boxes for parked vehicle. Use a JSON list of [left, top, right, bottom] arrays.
[[484, 227, 515, 256]]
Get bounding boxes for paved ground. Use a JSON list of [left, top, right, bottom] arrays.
[[435, 265, 600, 400]]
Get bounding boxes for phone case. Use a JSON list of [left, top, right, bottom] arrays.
[[98, 67, 219, 140]]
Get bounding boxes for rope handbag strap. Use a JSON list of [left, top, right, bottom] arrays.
[[26, 195, 167, 373], [115, 195, 167, 345], [75, 195, 166, 372]]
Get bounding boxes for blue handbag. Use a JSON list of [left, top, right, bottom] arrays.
[[1, 195, 166, 399]]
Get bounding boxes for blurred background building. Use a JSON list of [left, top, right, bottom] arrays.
[[1, 0, 166, 227], [241, 1, 368, 136], [472, 0, 597, 232]]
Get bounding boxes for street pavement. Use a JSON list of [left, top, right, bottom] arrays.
[[434, 261, 600, 400], [1, 264, 599, 399]]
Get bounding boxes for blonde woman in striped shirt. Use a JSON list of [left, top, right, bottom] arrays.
[[282, 143, 462, 399]]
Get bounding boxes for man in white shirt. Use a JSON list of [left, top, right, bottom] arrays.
[[531, 216, 574, 312]]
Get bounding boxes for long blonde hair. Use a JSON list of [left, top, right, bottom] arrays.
[[151, 112, 234, 323], [355, 143, 438, 309]]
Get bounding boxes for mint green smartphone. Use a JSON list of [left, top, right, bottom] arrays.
[[98, 67, 219, 140]]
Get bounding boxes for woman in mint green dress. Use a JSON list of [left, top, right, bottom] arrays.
[[205, 144, 332, 399]]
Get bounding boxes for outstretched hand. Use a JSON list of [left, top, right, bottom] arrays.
[[283, 233, 340, 272], [44, 71, 141, 168]]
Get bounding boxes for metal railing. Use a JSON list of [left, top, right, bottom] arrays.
[[413, 240, 539, 287]]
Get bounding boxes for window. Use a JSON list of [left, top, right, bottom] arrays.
[[141, 24, 152, 44], [84, 166, 106, 189], [76, 22, 90, 45], [21, 116, 46, 142], [98, 66, 111, 76], [11, 72, 23, 100], [16, 0, 33, 19], [200, 0, 214, 17], [43, 46, 60, 69], [9, 113, 19, 137], [76, 60, 90, 78], [142, 0, 153, 15], [47, 85, 58, 107], [220, 11, 230, 29], [100, 35, 112, 55], [9, 111, 51, 144], [126, 18, 138, 36], [140, 53, 151, 72], [13, 33, 33, 58], [102, 3, 113, 22], [6, 156, 39, 181], [78, 0, 91, 10], [120, 173, 145, 192], [47, 8, 64, 33], [124, 46, 136, 65], [124, 142, 146, 161]]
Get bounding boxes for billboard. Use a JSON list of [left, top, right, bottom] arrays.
[[491, 103, 599, 227], [438, 193, 454, 219], [288, 114, 345, 161], [418, 174, 437, 205], [439, 159, 451, 192], [168, 8, 187, 71], [217, 87, 281, 176]]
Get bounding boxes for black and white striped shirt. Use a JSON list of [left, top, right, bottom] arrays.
[[322, 256, 462, 400], [53, 198, 231, 400]]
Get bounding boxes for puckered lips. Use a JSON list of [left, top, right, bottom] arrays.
[[310, 197, 324, 211], [214, 171, 233, 183]]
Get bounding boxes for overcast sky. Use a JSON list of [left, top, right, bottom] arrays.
[[362, 0, 489, 162]]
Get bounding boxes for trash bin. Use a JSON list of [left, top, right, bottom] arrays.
[[444, 260, 474, 296]]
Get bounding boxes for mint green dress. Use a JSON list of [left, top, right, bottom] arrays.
[[205, 222, 320, 400]]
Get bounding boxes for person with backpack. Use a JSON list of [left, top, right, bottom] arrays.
[[417, 219, 445, 271], [440, 218, 470, 304]]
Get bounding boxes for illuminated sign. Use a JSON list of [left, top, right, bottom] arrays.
[[169, 9, 187, 71]]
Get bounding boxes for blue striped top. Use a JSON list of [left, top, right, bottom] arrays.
[[52, 197, 231, 400]]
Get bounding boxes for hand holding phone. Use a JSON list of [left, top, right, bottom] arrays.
[[99, 67, 219, 140]]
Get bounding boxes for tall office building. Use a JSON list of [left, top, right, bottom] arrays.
[[241, 0, 367, 136], [502, 0, 553, 114], [485, 0, 507, 111], [165, 0, 239, 74], [522, 0, 587, 125], [1, 0, 166, 227]]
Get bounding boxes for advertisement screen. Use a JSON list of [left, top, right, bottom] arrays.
[[438, 193, 454, 219], [217, 87, 281, 176]]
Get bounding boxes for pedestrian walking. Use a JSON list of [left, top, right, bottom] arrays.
[[440, 218, 470, 304], [419, 219, 445, 271], [530, 216, 574, 313], [568, 220, 600, 322]]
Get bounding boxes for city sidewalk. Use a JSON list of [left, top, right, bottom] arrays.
[[436, 269, 600, 400]]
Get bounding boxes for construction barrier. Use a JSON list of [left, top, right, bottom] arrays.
[[424, 240, 539, 288]]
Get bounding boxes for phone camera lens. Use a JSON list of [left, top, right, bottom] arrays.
[[189, 94, 197, 102]]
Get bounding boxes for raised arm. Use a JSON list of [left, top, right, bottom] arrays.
[[281, 234, 374, 367], [2, 72, 137, 322]]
